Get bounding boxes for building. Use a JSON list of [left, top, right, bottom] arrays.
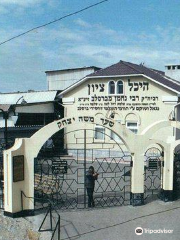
[[165, 64, 180, 82], [0, 90, 65, 157], [4, 60, 180, 217], [58, 60, 180, 152], [46, 66, 101, 91]]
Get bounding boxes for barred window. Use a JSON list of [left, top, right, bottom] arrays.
[[117, 80, 123, 94], [108, 81, 115, 94]]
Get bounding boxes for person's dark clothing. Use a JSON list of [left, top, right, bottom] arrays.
[[87, 188, 95, 207], [85, 169, 97, 207]]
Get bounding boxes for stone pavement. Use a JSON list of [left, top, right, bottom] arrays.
[[0, 209, 51, 240], [1, 199, 180, 240], [58, 199, 180, 240]]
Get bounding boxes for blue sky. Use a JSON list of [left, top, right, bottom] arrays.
[[1, 0, 180, 92]]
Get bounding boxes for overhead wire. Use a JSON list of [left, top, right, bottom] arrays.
[[0, 0, 109, 46]]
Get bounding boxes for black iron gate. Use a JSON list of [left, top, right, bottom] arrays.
[[173, 151, 180, 200], [0, 157, 3, 209], [34, 129, 132, 210], [144, 147, 163, 201], [0, 139, 5, 209]]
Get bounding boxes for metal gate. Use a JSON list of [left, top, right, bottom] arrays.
[[173, 150, 180, 200], [0, 157, 3, 209], [144, 147, 163, 201], [0, 138, 5, 209], [34, 129, 132, 210]]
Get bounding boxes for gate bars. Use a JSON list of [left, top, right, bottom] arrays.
[[144, 147, 163, 201], [34, 129, 132, 210]]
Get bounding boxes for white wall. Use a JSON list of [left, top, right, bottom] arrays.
[[62, 75, 178, 150], [47, 68, 98, 90]]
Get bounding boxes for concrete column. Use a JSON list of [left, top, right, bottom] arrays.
[[4, 152, 13, 213], [161, 144, 174, 201], [131, 150, 145, 206], [3, 139, 34, 218]]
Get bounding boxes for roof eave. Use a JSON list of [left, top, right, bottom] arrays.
[[141, 74, 180, 94], [58, 73, 180, 97], [58, 74, 143, 97]]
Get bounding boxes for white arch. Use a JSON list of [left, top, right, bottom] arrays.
[[5, 117, 180, 215], [141, 120, 180, 139], [29, 116, 135, 156]]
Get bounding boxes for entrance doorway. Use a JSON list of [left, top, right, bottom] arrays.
[[34, 129, 132, 210], [144, 147, 163, 202]]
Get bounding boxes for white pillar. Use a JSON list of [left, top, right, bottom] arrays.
[[3, 139, 34, 217], [131, 150, 145, 205], [162, 144, 174, 201]]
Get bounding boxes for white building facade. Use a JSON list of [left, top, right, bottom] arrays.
[[59, 61, 180, 149]]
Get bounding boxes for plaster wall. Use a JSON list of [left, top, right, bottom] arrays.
[[62, 76, 178, 151]]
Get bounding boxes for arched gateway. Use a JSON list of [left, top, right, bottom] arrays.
[[3, 115, 180, 217]]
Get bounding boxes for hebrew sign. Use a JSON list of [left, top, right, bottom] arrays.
[[75, 79, 160, 112], [13, 155, 24, 182], [52, 160, 68, 174]]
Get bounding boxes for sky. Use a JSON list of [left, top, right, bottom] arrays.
[[1, 0, 180, 93]]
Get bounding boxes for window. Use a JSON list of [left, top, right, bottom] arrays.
[[108, 81, 115, 94], [167, 66, 171, 70], [126, 122, 138, 134], [94, 125, 105, 140], [172, 66, 176, 70], [117, 80, 123, 94]]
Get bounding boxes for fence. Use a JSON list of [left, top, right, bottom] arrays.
[[21, 191, 60, 240]]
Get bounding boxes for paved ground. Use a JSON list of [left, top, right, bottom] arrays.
[[28, 197, 180, 240], [58, 199, 180, 240], [1, 198, 180, 240]]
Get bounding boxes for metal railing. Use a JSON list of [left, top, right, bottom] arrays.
[[0, 180, 3, 209], [21, 191, 60, 240]]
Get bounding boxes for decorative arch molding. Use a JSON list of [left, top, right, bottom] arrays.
[[146, 139, 168, 151], [113, 112, 123, 121], [171, 139, 180, 150], [95, 112, 105, 117], [125, 112, 141, 125], [26, 115, 136, 157], [141, 120, 180, 139]]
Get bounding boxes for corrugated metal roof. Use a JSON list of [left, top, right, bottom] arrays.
[[0, 91, 57, 104], [45, 66, 101, 73]]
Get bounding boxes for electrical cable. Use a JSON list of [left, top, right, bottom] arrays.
[[0, 0, 109, 46]]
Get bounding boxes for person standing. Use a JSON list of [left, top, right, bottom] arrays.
[[85, 166, 99, 208]]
